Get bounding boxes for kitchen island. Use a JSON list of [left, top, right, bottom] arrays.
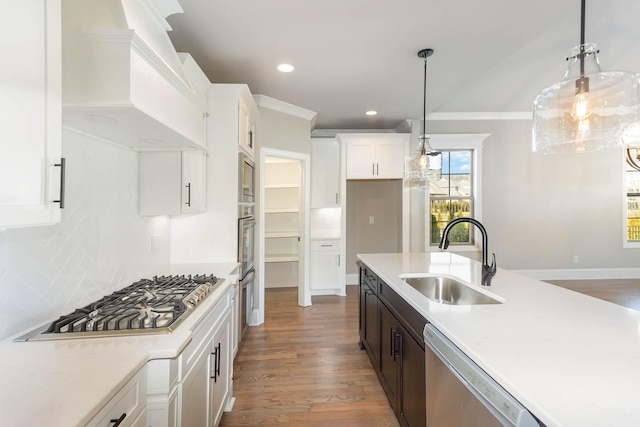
[[0, 262, 238, 427], [358, 252, 640, 427]]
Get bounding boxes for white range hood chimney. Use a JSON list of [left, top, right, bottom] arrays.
[[62, 0, 209, 151]]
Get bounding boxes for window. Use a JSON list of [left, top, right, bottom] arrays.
[[625, 149, 640, 246], [430, 150, 474, 246]]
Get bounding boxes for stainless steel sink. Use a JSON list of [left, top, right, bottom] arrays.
[[401, 276, 502, 305]]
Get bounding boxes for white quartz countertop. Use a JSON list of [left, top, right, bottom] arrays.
[[0, 262, 239, 427], [357, 252, 640, 427]]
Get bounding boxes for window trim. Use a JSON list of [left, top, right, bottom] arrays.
[[424, 134, 487, 252]]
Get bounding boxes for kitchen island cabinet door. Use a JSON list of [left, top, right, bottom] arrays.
[[398, 328, 426, 427], [0, 0, 63, 228], [378, 301, 400, 413], [359, 265, 379, 365]]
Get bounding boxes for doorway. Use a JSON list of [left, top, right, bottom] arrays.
[[256, 148, 311, 325]]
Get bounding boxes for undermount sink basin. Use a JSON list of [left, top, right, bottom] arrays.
[[401, 276, 502, 305]]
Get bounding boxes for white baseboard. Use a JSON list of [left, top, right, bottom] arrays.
[[512, 268, 640, 281], [346, 273, 359, 285]]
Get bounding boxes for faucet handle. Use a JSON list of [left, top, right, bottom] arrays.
[[489, 253, 497, 274]]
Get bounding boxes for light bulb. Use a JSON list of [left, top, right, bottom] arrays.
[[573, 91, 591, 120], [572, 76, 591, 121], [418, 152, 428, 171]]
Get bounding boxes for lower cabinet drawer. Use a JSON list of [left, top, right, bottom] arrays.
[[311, 240, 339, 251], [86, 368, 147, 427]]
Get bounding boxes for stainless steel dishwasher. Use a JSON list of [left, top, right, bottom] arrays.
[[423, 324, 540, 427]]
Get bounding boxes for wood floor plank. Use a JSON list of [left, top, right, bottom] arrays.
[[219, 286, 399, 426]]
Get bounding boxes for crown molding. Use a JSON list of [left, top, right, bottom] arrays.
[[253, 95, 317, 125]]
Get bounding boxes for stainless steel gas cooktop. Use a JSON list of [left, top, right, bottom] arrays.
[[15, 274, 222, 342]]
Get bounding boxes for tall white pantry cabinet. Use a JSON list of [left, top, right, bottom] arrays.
[[0, 0, 63, 228]]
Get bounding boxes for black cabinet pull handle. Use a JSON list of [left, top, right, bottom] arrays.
[[248, 130, 254, 148], [372, 163, 375, 175], [211, 348, 217, 381], [376, 163, 379, 175], [390, 328, 396, 357], [110, 413, 126, 426], [211, 342, 221, 382], [393, 331, 401, 361], [216, 342, 221, 379], [53, 158, 65, 209], [185, 183, 191, 207]]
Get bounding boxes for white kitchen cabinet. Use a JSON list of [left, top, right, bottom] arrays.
[[311, 139, 340, 208], [139, 150, 206, 216], [209, 309, 232, 425], [343, 134, 406, 179], [146, 359, 180, 427], [86, 367, 147, 427], [239, 97, 256, 158], [0, 0, 63, 228], [310, 240, 341, 292], [180, 286, 233, 427]]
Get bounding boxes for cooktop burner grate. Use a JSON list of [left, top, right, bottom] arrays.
[[15, 274, 222, 341]]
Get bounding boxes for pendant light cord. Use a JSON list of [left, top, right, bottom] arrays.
[[579, 0, 586, 76], [422, 56, 427, 138]]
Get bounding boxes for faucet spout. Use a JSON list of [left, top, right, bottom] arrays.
[[438, 218, 497, 286]]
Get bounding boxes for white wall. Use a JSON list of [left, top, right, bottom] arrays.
[[422, 118, 640, 271], [0, 129, 171, 340]]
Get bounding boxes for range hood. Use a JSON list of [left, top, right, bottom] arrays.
[[62, 0, 208, 151]]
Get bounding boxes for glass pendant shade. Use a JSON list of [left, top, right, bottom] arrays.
[[532, 44, 640, 154], [405, 134, 442, 181]]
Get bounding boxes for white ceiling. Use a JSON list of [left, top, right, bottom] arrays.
[[166, 0, 640, 130]]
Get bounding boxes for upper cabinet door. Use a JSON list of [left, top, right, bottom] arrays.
[[311, 139, 340, 208], [344, 134, 406, 180], [346, 140, 377, 179], [375, 139, 404, 179], [0, 0, 63, 228], [238, 99, 255, 158], [182, 150, 206, 214], [139, 151, 206, 216]]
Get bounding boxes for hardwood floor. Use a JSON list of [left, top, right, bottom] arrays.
[[545, 279, 640, 311], [219, 286, 399, 426]]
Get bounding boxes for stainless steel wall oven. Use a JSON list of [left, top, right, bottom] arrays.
[[239, 152, 255, 204], [238, 153, 256, 335]]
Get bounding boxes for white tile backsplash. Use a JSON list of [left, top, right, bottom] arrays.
[[0, 129, 170, 340]]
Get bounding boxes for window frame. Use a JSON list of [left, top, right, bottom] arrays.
[[424, 134, 485, 253]]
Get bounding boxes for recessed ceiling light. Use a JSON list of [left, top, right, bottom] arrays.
[[277, 63, 294, 73], [365, 110, 378, 116]]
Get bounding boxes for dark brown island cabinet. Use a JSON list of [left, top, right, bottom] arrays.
[[358, 263, 427, 427]]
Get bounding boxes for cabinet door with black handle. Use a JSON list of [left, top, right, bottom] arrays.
[[398, 328, 426, 427], [378, 301, 399, 413]]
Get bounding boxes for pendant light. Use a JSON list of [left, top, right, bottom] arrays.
[[406, 48, 442, 181], [532, 0, 640, 154]]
